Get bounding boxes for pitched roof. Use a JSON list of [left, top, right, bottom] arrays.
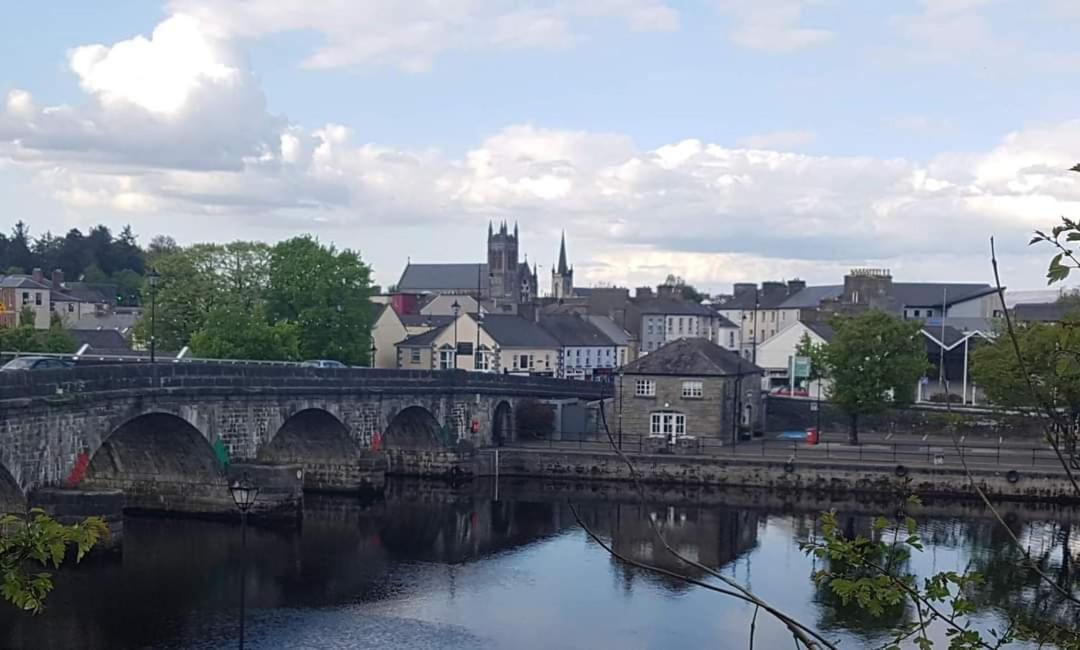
[[633, 297, 714, 316], [1013, 302, 1069, 323], [397, 263, 489, 293], [481, 315, 560, 348], [538, 314, 613, 347], [400, 313, 454, 328], [585, 315, 634, 345], [70, 329, 132, 352], [777, 285, 844, 309], [804, 322, 835, 343], [715, 314, 738, 328], [891, 283, 996, 308], [622, 337, 763, 376], [720, 288, 794, 310], [0, 275, 50, 290], [397, 325, 449, 347]]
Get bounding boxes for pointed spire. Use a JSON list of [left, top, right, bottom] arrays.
[[488, 220, 493, 239], [557, 231, 569, 275], [514, 221, 519, 240]]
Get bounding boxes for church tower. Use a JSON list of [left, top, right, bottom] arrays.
[[488, 220, 520, 305], [551, 232, 574, 299]]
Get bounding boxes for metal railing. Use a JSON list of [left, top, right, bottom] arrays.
[[504, 433, 1068, 471]]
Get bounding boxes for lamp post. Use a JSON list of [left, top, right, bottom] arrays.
[[369, 338, 377, 369], [147, 268, 160, 364], [451, 300, 461, 370], [229, 474, 259, 650]]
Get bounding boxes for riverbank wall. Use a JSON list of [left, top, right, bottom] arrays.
[[386, 446, 1079, 503]]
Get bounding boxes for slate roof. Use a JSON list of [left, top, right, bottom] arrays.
[[0, 276, 50, 290], [777, 285, 844, 309], [397, 263, 489, 293], [538, 314, 614, 347], [719, 289, 793, 310], [397, 325, 449, 347], [622, 337, 763, 376], [804, 322, 835, 343], [481, 315, 560, 348], [1014, 302, 1069, 323], [715, 314, 738, 328], [400, 314, 455, 328], [70, 329, 132, 353], [585, 315, 634, 345], [633, 297, 714, 316], [891, 283, 996, 308]]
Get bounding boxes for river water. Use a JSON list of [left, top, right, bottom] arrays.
[[2, 478, 1077, 649]]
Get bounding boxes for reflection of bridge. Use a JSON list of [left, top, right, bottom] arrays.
[[0, 364, 604, 514]]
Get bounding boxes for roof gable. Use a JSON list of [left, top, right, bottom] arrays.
[[397, 263, 489, 292], [481, 315, 560, 348], [622, 337, 763, 376]]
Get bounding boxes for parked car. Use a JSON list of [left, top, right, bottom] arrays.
[[300, 359, 347, 369], [769, 386, 809, 397], [1, 357, 74, 371]]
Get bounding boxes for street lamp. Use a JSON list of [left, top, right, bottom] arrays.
[[146, 268, 160, 364], [229, 474, 259, 650], [369, 338, 377, 369], [451, 300, 460, 370]]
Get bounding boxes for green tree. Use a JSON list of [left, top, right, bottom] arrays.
[[42, 313, 75, 354], [661, 274, 708, 303], [267, 236, 374, 365], [794, 332, 827, 387], [17, 307, 35, 329], [190, 304, 300, 361], [1, 510, 107, 614], [818, 311, 928, 444]]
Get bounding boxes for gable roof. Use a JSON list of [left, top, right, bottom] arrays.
[[397, 324, 449, 348], [633, 297, 714, 316], [399, 313, 455, 328], [804, 321, 835, 343], [715, 314, 738, 328], [481, 315, 560, 348], [777, 285, 844, 309], [891, 283, 996, 308], [538, 314, 613, 347], [585, 315, 634, 345], [622, 337, 763, 376], [397, 263, 489, 293], [70, 329, 132, 353], [0, 276, 50, 290]]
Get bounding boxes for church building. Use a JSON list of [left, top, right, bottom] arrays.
[[551, 231, 574, 300]]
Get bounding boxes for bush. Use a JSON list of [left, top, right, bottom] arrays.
[[516, 400, 555, 439], [928, 392, 963, 404]]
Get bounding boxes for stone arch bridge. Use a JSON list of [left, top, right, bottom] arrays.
[[0, 364, 605, 515]]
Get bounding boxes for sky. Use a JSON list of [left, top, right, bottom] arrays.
[[1, 1, 1079, 294]]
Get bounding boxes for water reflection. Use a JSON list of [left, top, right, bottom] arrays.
[[1, 478, 1076, 649]]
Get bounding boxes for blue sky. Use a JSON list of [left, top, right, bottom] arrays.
[[1, 1, 1078, 292]]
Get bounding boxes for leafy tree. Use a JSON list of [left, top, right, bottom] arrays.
[[111, 268, 144, 306], [794, 332, 828, 388], [817, 311, 928, 444], [1, 510, 107, 614], [132, 244, 225, 351], [17, 307, 35, 329], [190, 304, 300, 361], [661, 274, 708, 303], [42, 314, 76, 353], [267, 236, 374, 365]]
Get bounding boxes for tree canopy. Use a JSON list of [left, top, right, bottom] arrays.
[[817, 311, 928, 443], [660, 274, 708, 303]]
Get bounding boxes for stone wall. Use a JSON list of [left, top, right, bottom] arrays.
[[766, 396, 1045, 439], [476, 448, 1079, 502], [616, 375, 762, 439]]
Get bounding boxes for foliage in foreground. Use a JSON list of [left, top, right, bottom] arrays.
[[0, 509, 107, 614]]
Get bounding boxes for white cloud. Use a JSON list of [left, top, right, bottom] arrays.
[[715, 0, 832, 52], [3, 13, 1080, 291], [166, 0, 678, 71], [737, 130, 817, 150]]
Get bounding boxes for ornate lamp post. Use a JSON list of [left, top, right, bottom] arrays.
[[147, 268, 160, 364], [369, 337, 377, 369], [451, 300, 461, 369], [229, 474, 259, 650]]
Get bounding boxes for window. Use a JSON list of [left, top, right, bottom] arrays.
[[410, 348, 421, 364], [476, 349, 489, 371], [770, 311, 775, 322], [678, 317, 684, 333], [926, 309, 933, 317], [635, 379, 656, 397], [650, 411, 686, 436], [67, 303, 75, 313], [728, 331, 735, 348], [35, 293, 42, 306], [682, 381, 703, 398], [21, 292, 29, 305], [439, 349, 456, 369], [913, 309, 921, 317], [647, 323, 654, 334]]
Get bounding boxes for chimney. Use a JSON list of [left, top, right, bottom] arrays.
[[787, 279, 806, 294], [761, 281, 786, 301], [733, 283, 756, 298], [635, 286, 654, 299], [656, 285, 677, 299], [31, 268, 44, 284], [52, 269, 64, 288]]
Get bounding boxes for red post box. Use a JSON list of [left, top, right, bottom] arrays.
[[806, 427, 819, 445]]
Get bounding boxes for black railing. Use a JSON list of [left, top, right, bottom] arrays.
[[504, 434, 1066, 470]]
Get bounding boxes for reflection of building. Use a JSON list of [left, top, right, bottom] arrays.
[[608, 504, 762, 588]]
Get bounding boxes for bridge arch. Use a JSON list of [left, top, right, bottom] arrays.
[[492, 400, 513, 446], [260, 408, 364, 490], [385, 406, 444, 449], [84, 412, 226, 511]]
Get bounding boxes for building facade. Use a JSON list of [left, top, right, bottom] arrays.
[[616, 338, 764, 442]]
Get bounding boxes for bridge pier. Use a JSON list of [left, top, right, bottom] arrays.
[[29, 487, 125, 551]]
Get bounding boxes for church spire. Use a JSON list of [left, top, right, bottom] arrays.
[[557, 231, 569, 275], [488, 220, 493, 239]]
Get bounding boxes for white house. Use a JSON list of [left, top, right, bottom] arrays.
[[754, 321, 834, 395]]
